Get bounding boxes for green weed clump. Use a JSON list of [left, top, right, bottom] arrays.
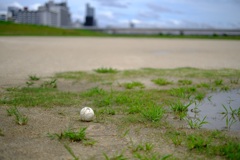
[[141, 105, 165, 122], [49, 127, 87, 142], [152, 78, 173, 86], [0, 128, 4, 136], [6, 106, 28, 125], [123, 81, 145, 89], [185, 116, 208, 129], [178, 79, 192, 85], [29, 75, 40, 81], [94, 67, 118, 74]]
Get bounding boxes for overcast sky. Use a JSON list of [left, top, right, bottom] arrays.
[[0, 0, 240, 29]]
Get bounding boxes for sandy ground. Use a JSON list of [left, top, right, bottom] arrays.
[[0, 37, 240, 87]]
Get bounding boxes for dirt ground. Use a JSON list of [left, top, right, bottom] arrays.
[[1, 37, 240, 160], [1, 37, 240, 87]]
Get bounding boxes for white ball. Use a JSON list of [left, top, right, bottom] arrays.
[[80, 107, 94, 122]]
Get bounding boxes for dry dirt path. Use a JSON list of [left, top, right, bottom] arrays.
[[0, 37, 240, 86]]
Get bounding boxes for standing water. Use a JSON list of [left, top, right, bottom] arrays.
[[188, 89, 240, 131]]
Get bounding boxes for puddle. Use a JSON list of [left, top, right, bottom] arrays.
[[188, 89, 240, 131]]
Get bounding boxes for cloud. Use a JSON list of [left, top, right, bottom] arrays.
[[137, 10, 161, 20], [147, 3, 182, 14], [99, 11, 115, 20], [9, 2, 23, 9], [29, 3, 41, 11], [93, 0, 130, 8]]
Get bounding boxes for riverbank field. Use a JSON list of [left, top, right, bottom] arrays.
[[0, 67, 240, 160], [1, 21, 240, 39]]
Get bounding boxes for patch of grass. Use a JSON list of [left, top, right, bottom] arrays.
[[29, 75, 40, 81], [97, 107, 116, 115], [218, 141, 240, 159], [0, 128, 4, 136], [1, 87, 83, 107], [81, 87, 107, 97], [169, 87, 196, 99], [187, 134, 211, 150], [94, 67, 118, 74], [214, 79, 223, 86], [152, 78, 173, 86], [6, 106, 28, 125], [122, 81, 145, 89], [170, 100, 192, 113], [141, 104, 165, 122], [178, 79, 192, 85], [41, 79, 57, 88], [49, 127, 87, 142], [63, 142, 79, 160], [103, 152, 128, 160], [134, 153, 172, 160], [185, 116, 208, 129], [194, 92, 206, 101], [131, 142, 154, 153]]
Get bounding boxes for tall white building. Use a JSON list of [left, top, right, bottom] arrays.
[[8, 0, 71, 28], [38, 0, 71, 28]]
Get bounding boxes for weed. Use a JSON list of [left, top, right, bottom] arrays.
[[141, 105, 165, 122], [219, 141, 240, 159], [83, 138, 97, 146], [194, 92, 205, 101], [196, 83, 210, 89], [131, 142, 154, 153], [214, 79, 223, 86], [230, 78, 239, 84], [134, 153, 172, 160], [97, 108, 116, 115], [185, 116, 208, 129], [166, 131, 185, 146], [63, 142, 79, 160], [169, 87, 196, 98], [81, 87, 106, 97], [0, 128, 4, 136], [170, 100, 192, 113], [94, 67, 118, 74], [123, 81, 145, 89], [178, 79, 192, 85], [6, 106, 28, 125], [26, 81, 34, 87], [103, 152, 128, 160], [41, 79, 57, 88], [221, 86, 230, 91], [29, 75, 40, 81], [152, 78, 173, 86], [49, 127, 87, 142], [187, 134, 211, 150]]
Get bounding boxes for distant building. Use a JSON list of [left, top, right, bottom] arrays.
[[7, 6, 20, 21], [0, 14, 7, 21], [16, 7, 39, 24], [84, 3, 96, 27], [7, 0, 71, 28], [38, 0, 71, 28]]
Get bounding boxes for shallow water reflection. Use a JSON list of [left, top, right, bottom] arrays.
[[188, 89, 240, 131]]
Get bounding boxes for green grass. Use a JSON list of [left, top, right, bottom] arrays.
[[6, 106, 28, 125], [49, 127, 87, 142], [1, 21, 240, 40], [94, 67, 118, 74], [152, 78, 173, 86], [0, 21, 105, 36], [178, 79, 192, 85], [122, 81, 145, 89], [1, 68, 240, 159]]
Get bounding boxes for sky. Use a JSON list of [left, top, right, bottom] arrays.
[[0, 0, 240, 29]]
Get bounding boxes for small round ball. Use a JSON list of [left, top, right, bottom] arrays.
[[80, 107, 94, 122]]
